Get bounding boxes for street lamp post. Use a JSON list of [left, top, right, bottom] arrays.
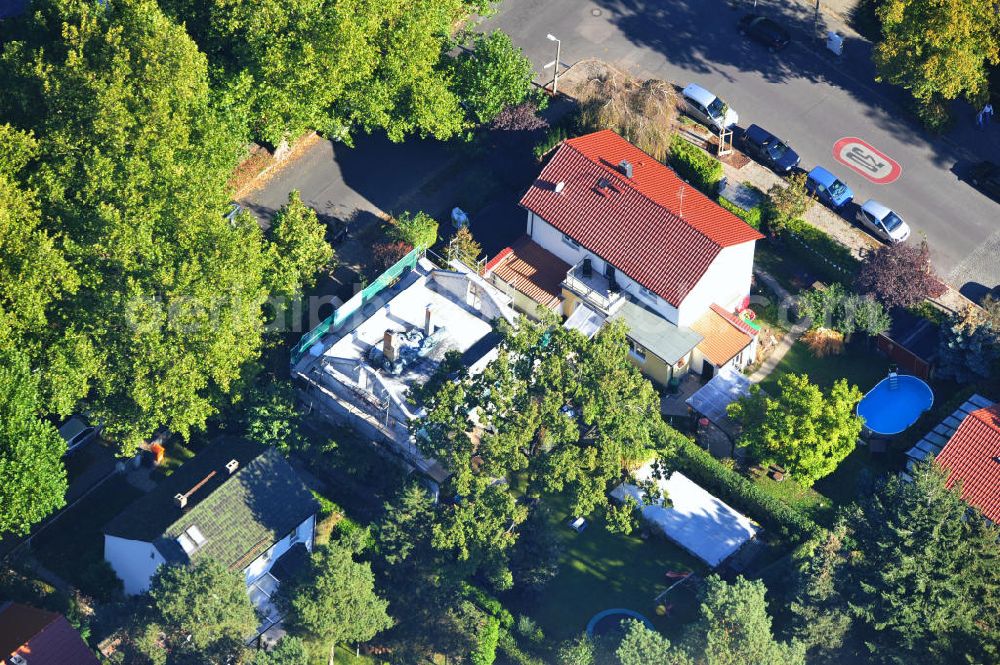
[[546, 33, 561, 95]]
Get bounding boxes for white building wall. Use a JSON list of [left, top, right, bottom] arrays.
[[104, 535, 167, 596], [677, 242, 756, 327], [527, 212, 680, 323], [243, 514, 316, 584]]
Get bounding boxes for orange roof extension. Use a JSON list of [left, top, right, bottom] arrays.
[[936, 405, 1000, 523], [519, 130, 763, 306], [691, 304, 754, 366], [485, 236, 569, 311]]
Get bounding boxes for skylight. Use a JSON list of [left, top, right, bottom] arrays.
[[185, 525, 207, 546], [176, 532, 196, 555]]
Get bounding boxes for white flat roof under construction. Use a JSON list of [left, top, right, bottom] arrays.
[[611, 466, 759, 567]]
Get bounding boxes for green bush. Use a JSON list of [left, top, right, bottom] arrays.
[[533, 126, 567, 161], [668, 134, 723, 195], [388, 210, 438, 250], [718, 196, 762, 230], [670, 436, 822, 543], [471, 616, 501, 665], [779, 218, 859, 284]]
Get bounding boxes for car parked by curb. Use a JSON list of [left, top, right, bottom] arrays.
[[805, 166, 854, 210], [681, 83, 739, 132], [741, 124, 800, 173], [738, 14, 791, 52], [858, 199, 911, 244], [967, 161, 1000, 203]]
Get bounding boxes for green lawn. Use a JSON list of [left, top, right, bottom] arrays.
[[758, 339, 888, 396], [506, 492, 706, 643], [752, 474, 834, 525]]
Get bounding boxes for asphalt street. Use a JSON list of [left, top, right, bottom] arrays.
[[481, 0, 1000, 298]]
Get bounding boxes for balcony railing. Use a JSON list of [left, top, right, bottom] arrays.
[[562, 261, 627, 314]]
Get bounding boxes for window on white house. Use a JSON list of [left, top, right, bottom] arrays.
[[561, 233, 580, 249], [639, 286, 658, 303], [628, 340, 647, 362]]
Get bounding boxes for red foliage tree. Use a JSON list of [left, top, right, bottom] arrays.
[[855, 239, 945, 309], [372, 241, 413, 271]]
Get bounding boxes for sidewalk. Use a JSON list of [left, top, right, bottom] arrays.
[[748, 269, 808, 384]]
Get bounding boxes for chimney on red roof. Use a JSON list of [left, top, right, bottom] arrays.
[[618, 159, 633, 178]]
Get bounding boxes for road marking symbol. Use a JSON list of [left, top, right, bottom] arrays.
[[833, 137, 901, 184]]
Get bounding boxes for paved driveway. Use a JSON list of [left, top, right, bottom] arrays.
[[481, 0, 1000, 298]]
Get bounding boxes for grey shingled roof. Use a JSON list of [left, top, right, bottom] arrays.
[[105, 438, 318, 570], [611, 300, 703, 365]]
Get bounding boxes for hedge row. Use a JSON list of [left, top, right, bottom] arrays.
[[670, 436, 822, 544], [779, 217, 860, 285], [668, 134, 723, 195], [718, 196, 763, 230]]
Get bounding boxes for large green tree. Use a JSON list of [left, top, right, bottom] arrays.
[[728, 373, 863, 485], [0, 349, 68, 535], [0, 0, 325, 454], [684, 576, 805, 665], [420, 318, 669, 517], [267, 191, 335, 301], [616, 620, 690, 665], [453, 30, 535, 124], [874, 0, 1000, 127], [842, 462, 1000, 663], [145, 559, 258, 663], [285, 535, 392, 660]]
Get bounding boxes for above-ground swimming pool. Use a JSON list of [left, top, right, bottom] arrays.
[[856, 374, 934, 436]]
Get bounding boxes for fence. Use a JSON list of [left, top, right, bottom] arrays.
[[290, 247, 422, 366]]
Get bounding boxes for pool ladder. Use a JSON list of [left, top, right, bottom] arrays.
[[888, 372, 899, 390]]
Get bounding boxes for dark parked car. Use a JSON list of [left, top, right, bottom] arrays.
[[738, 14, 791, 51], [968, 161, 1000, 203], [741, 124, 801, 173]]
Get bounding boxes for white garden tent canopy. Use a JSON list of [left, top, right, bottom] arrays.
[[610, 466, 759, 567]]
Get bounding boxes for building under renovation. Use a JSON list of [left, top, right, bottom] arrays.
[[292, 250, 514, 482]]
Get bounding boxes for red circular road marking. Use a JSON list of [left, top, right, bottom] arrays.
[[833, 137, 902, 184]]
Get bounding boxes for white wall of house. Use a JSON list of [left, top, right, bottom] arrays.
[[104, 535, 167, 596], [243, 514, 316, 584], [677, 242, 756, 327], [527, 212, 679, 322]]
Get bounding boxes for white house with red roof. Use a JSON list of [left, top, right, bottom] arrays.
[[487, 130, 763, 383]]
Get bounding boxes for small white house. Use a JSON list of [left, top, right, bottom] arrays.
[[103, 439, 318, 632]]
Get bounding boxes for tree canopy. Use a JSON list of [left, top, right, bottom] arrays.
[[453, 30, 535, 124], [842, 462, 1000, 663], [145, 559, 258, 663], [936, 306, 1000, 383], [284, 535, 392, 651], [874, 0, 1000, 127], [855, 239, 944, 309], [0, 0, 336, 457], [728, 373, 863, 485]]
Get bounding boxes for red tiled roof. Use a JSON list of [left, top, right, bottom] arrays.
[[0, 603, 99, 665], [691, 306, 753, 366], [936, 405, 1000, 523], [519, 130, 762, 306], [710, 303, 760, 337], [485, 236, 569, 310]]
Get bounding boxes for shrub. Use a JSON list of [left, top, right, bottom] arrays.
[[454, 30, 534, 124], [471, 616, 501, 665], [780, 218, 859, 284], [719, 196, 762, 230], [668, 135, 723, 195], [669, 435, 822, 543], [387, 210, 438, 249], [372, 241, 413, 271], [534, 125, 567, 160], [764, 172, 812, 234], [803, 328, 845, 357], [855, 239, 945, 309], [575, 64, 677, 161], [77, 559, 124, 603], [491, 102, 548, 132]]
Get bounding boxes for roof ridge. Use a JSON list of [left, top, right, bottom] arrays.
[[560, 138, 723, 250], [710, 304, 756, 337]]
